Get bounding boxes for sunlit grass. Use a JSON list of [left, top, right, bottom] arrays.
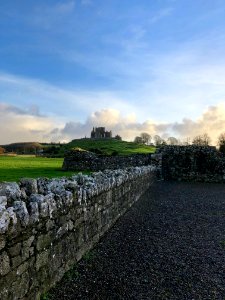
[[66, 139, 155, 155], [0, 140, 156, 182], [0, 156, 78, 182]]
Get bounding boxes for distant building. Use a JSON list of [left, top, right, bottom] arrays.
[[91, 127, 112, 139]]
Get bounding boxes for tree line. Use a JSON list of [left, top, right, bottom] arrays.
[[134, 132, 225, 153]]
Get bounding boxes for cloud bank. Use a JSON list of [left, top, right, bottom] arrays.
[[1, 103, 225, 145]]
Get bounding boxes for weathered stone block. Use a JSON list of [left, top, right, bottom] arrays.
[[46, 219, 55, 231], [7, 207, 17, 229], [0, 251, 10, 276], [0, 196, 7, 207], [56, 220, 74, 239], [0, 206, 10, 234], [12, 255, 22, 269], [20, 178, 38, 195], [27, 201, 39, 224], [12, 271, 29, 299], [9, 243, 21, 257], [0, 182, 21, 204], [0, 238, 5, 251], [36, 233, 52, 252], [13, 201, 29, 227], [61, 190, 74, 208], [44, 193, 57, 218], [22, 236, 35, 260], [36, 250, 49, 271], [30, 194, 48, 218], [16, 261, 29, 276]]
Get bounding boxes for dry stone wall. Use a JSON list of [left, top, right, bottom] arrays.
[[62, 150, 152, 171], [0, 166, 156, 300], [157, 145, 225, 182]]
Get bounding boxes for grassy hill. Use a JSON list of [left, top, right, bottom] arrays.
[[1, 139, 156, 158], [64, 139, 155, 155]]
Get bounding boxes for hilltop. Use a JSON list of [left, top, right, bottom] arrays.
[[1, 139, 155, 157], [64, 138, 155, 156]]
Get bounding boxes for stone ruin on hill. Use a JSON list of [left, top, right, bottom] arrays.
[[91, 127, 112, 139]]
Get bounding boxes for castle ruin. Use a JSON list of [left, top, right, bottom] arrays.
[[91, 127, 112, 139]]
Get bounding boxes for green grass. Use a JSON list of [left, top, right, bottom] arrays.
[[220, 240, 225, 249], [66, 138, 155, 155], [63, 264, 80, 280], [0, 156, 79, 182], [83, 250, 96, 261], [40, 293, 52, 300], [0, 140, 155, 182]]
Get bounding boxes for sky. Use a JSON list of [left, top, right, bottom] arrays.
[[1, 0, 225, 144]]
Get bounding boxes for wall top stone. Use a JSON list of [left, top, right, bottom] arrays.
[[0, 166, 156, 236]]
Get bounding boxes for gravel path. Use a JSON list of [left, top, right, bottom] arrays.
[[49, 181, 225, 300]]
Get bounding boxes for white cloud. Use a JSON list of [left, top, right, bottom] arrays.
[[60, 29, 225, 123], [171, 104, 225, 143], [0, 103, 42, 117], [0, 103, 63, 144], [2, 26, 225, 145], [1, 102, 225, 145], [0, 72, 138, 120]]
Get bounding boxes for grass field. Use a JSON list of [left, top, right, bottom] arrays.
[[0, 140, 155, 182], [0, 156, 78, 182], [66, 139, 155, 155]]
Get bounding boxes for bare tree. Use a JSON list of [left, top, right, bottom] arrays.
[[134, 136, 143, 144], [183, 137, 191, 145], [153, 135, 166, 146], [192, 135, 202, 145], [202, 133, 211, 145], [192, 133, 211, 146], [167, 137, 179, 145], [140, 132, 151, 145]]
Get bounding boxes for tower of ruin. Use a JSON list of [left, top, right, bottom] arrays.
[[91, 127, 112, 139]]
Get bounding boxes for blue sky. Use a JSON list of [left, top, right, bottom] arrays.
[[1, 0, 225, 143]]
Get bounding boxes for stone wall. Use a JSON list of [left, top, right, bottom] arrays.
[[62, 149, 152, 171], [0, 166, 156, 300], [157, 145, 225, 182]]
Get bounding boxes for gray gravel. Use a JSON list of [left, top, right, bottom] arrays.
[[49, 181, 225, 299]]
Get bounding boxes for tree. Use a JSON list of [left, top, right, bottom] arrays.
[[192, 133, 211, 146], [182, 137, 191, 145], [0, 147, 5, 154], [153, 135, 166, 146], [167, 137, 179, 145], [218, 133, 225, 154], [115, 134, 122, 141], [140, 133, 151, 145], [134, 136, 143, 144]]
